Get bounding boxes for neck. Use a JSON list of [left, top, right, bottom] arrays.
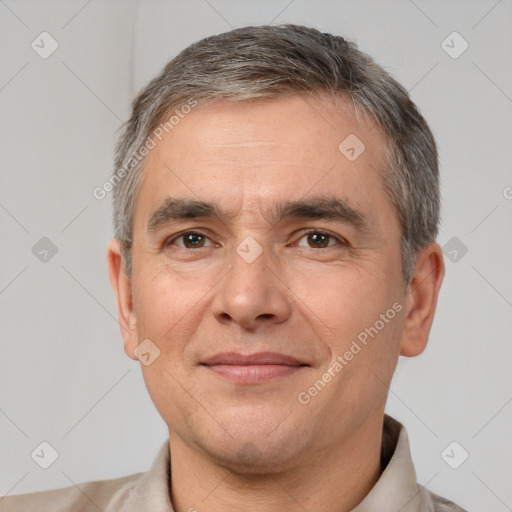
[[168, 413, 385, 512]]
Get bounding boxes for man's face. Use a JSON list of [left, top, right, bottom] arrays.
[[118, 94, 412, 471]]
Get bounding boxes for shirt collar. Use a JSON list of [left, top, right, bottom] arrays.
[[116, 440, 174, 512], [352, 414, 426, 511], [118, 415, 425, 512]]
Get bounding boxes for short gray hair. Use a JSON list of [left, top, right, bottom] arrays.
[[112, 24, 439, 284]]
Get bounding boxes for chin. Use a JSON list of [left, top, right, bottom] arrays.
[[189, 414, 315, 475], [203, 438, 310, 475]]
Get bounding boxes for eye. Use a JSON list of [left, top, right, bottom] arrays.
[[165, 231, 214, 249], [295, 230, 347, 249]]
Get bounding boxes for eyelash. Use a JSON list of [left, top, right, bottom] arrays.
[[163, 229, 348, 250]]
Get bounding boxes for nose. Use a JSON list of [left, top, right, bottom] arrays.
[[211, 239, 293, 331]]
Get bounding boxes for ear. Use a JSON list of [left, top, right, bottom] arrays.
[[107, 238, 138, 360], [399, 242, 445, 357]]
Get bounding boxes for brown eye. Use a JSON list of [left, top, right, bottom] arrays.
[[307, 232, 330, 248], [296, 230, 346, 249], [166, 231, 213, 249]]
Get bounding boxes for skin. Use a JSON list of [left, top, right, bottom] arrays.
[[108, 93, 444, 512]]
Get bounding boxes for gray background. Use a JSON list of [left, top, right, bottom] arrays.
[[1, 1, 511, 510]]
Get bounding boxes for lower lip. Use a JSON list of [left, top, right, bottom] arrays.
[[203, 364, 304, 383]]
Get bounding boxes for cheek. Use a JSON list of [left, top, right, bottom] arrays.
[[132, 264, 207, 349], [343, 302, 405, 393], [295, 268, 405, 389], [287, 265, 393, 343]]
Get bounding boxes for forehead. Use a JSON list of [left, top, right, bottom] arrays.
[[136, 94, 392, 229]]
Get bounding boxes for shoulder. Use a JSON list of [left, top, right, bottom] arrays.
[[0, 472, 143, 512]]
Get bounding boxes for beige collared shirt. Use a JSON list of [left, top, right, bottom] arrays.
[[0, 415, 467, 511]]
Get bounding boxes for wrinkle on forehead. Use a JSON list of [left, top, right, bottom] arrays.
[[136, 94, 391, 237]]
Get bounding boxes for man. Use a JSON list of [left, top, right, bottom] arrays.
[[0, 24, 467, 511]]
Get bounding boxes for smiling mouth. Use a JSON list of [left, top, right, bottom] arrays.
[[200, 351, 309, 383]]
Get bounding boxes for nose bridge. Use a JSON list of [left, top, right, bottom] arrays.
[[234, 235, 266, 266], [213, 233, 291, 329], [228, 233, 272, 299]]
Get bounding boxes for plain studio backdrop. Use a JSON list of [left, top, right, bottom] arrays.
[[1, 1, 511, 510]]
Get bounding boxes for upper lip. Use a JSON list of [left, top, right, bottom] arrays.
[[201, 351, 307, 366]]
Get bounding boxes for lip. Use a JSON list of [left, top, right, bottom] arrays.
[[201, 351, 306, 366], [200, 351, 308, 384]]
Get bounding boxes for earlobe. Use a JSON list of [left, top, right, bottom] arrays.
[[107, 239, 139, 361], [399, 243, 445, 357]]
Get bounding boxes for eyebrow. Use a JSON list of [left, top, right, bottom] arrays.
[[147, 196, 371, 234]]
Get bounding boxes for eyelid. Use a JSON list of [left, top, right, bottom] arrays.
[[163, 228, 349, 249], [294, 228, 349, 247], [164, 229, 216, 248]]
